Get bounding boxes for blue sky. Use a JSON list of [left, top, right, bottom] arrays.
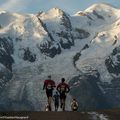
[[0, 0, 120, 14]]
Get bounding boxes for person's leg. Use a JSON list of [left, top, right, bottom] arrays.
[[60, 94, 65, 111], [59, 97, 64, 111], [48, 96, 52, 105], [46, 90, 52, 111], [60, 99, 62, 108], [55, 102, 59, 111], [57, 101, 59, 111], [62, 95, 66, 111], [62, 99, 65, 111], [60, 94, 63, 108], [55, 103, 57, 111], [54, 104, 56, 111]]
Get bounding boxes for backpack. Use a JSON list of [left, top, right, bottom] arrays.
[[71, 101, 78, 111]]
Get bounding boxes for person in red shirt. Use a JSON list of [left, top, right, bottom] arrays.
[[57, 78, 70, 111], [43, 75, 55, 111]]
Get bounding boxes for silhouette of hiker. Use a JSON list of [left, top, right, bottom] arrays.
[[53, 91, 60, 111], [43, 75, 55, 111], [57, 78, 70, 111]]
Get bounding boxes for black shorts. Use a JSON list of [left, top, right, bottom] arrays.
[[60, 92, 66, 100], [46, 89, 53, 98]]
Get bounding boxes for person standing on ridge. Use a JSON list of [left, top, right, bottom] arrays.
[[43, 75, 55, 111], [57, 78, 70, 111], [53, 91, 60, 111]]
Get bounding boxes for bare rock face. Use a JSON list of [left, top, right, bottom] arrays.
[[23, 47, 36, 62], [105, 46, 120, 75], [0, 37, 13, 94], [0, 37, 14, 71], [69, 70, 110, 111], [37, 8, 75, 57], [73, 28, 90, 39]]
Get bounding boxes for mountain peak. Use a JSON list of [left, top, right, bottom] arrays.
[[51, 7, 62, 11], [85, 3, 118, 12], [49, 7, 65, 16], [39, 7, 67, 20]]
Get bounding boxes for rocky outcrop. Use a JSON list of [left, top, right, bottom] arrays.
[[73, 29, 90, 39], [93, 10, 105, 20], [69, 71, 110, 111], [37, 42, 61, 58], [37, 9, 75, 58], [0, 64, 13, 93], [99, 78, 120, 108], [0, 37, 14, 71], [37, 17, 62, 58], [73, 44, 89, 70], [23, 48, 36, 62], [0, 37, 13, 95], [105, 46, 120, 75]]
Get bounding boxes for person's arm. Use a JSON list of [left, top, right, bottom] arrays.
[[43, 81, 46, 90], [53, 95, 55, 101], [71, 102, 74, 108], [76, 102, 79, 107], [56, 84, 60, 91], [71, 101, 73, 106], [66, 84, 70, 93]]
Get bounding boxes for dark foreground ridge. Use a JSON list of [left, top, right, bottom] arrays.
[[0, 108, 120, 120]]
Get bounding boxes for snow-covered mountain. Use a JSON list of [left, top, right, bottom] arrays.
[[0, 3, 120, 111]]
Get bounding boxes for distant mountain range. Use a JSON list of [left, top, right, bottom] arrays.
[[0, 3, 120, 111]]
